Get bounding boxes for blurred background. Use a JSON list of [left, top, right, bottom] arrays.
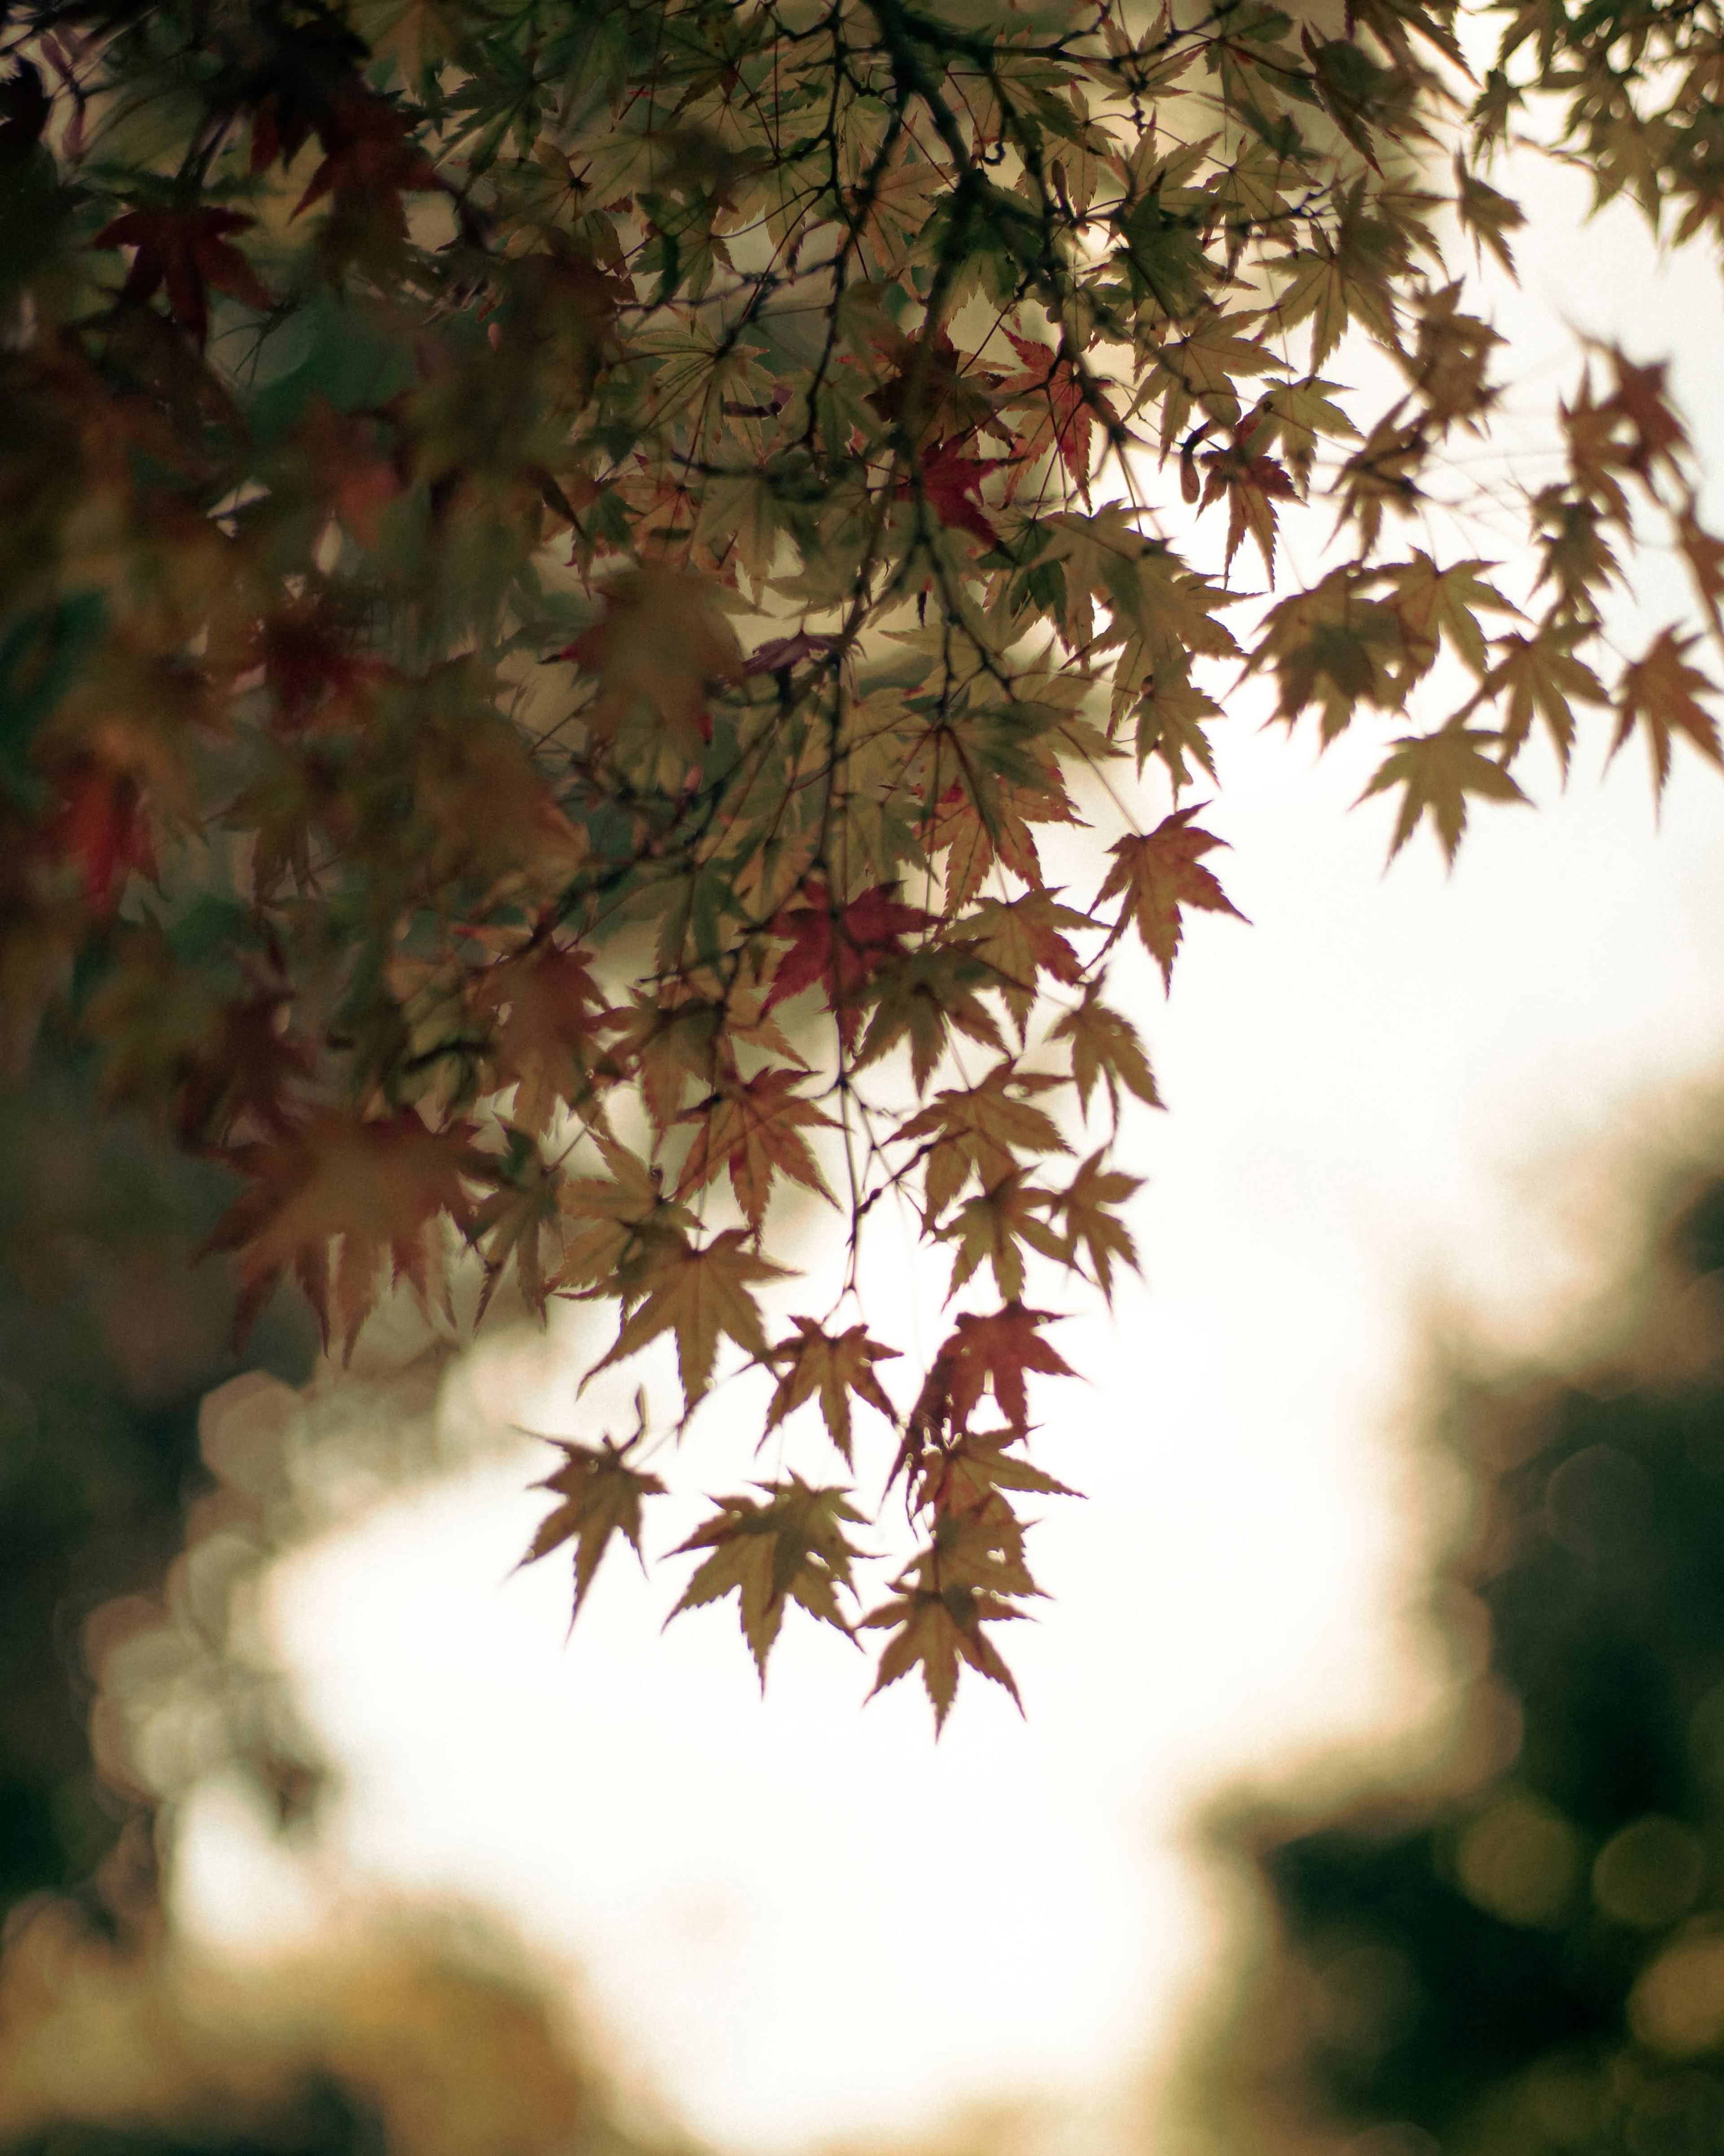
[[11, 140, 1724, 2156]]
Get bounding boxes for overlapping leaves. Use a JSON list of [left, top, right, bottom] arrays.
[[3, 0, 1722, 1725]]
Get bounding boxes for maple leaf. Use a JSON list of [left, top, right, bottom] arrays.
[[47, 761, 154, 916], [1049, 984, 1162, 1126], [1131, 671, 1222, 792], [202, 1109, 479, 1355], [1359, 723, 1529, 864], [1198, 440, 1297, 576], [1381, 553, 1518, 681], [1454, 153, 1526, 274], [956, 890, 1088, 1035], [468, 1127, 563, 1320], [898, 1061, 1068, 1217], [293, 403, 405, 551], [1678, 498, 1724, 645], [1610, 628, 1724, 798], [1482, 624, 1607, 767], [256, 591, 395, 733], [615, 992, 735, 1133], [861, 1541, 1027, 1730], [586, 1227, 789, 1408], [939, 1172, 1066, 1300], [917, 1430, 1079, 1518], [765, 1318, 898, 1463], [294, 92, 442, 241], [906, 445, 1004, 550], [520, 1425, 666, 1624], [854, 944, 1007, 1094], [559, 565, 744, 755], [910, 1303, 1075, 1441], [670, 1475, 866, 1680], [471, 940, 621, 1135], [1052, 1151, 1143, 1303], [1097, 805, 1248, 988], [1254, 569, 1409, 740], [553, 1140, 698, 1297], [995, 331, 1114, 497], [764, 882, 935, 1047], [1599, 351, 1687, 480], [93, 206, 272, 349], [675, 1066, 836, 1229]]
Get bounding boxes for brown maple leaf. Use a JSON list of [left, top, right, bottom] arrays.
[[471, 940, 621, 1135], [585, 1227, 789, 1408], [675, 1065, 836, 1229], [1610, 627, 1724, 798], [861, 1536, 1027, 1730], [1097, 804, 1248, 988], [996, 329, 1114, 498], [670, 1475, 866, 1681], [765, 1318, 898, 1462], [1049, 984, 1163, 1126], [1198, 440, 1298, 576], [520, 1430, 666, 1624], [203, 1108, 479, 1355]]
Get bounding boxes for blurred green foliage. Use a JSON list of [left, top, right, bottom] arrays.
[[0, 1057, 312, 1930], [1202, 1171, 1724, 2156]]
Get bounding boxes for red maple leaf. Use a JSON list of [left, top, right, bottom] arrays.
[[294, 93, 442, 240], [764, 881, 935, 1045], [93, 206, 273, 349], [48, 762, 155, 915], [997, 330, 1113, 497], [905, 444, 1004, 549], [909, 1302, 1075, 1439], [256, 594, 394, 733]]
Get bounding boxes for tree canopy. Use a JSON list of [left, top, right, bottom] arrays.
[[4, 0, 1723, 1723]]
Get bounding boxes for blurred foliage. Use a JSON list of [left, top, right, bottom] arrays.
[[0, 1050, 312, 1931], [0, 1894, 691, 2156], [0, 1067, 682, 2156], [1195, 1160, 1724, 2156]]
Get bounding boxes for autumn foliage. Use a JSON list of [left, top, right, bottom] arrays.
[[4, 0, 1724, 1723]]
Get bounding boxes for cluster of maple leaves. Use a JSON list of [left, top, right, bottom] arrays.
[[3, 0, 1723, 1723]]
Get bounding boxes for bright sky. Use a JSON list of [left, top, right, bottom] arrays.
[[175, 154, 1724, 2156]]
